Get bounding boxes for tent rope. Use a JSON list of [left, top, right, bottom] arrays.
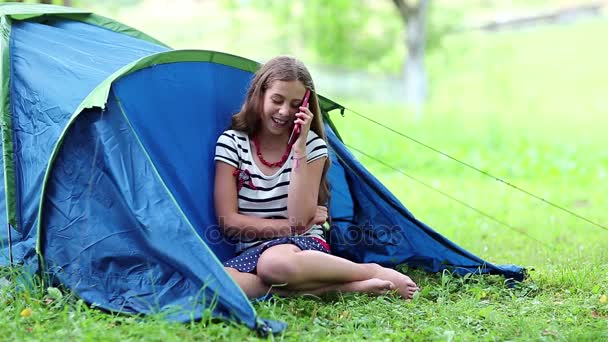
[[338, 107, 607, 233], [346, 144, 555, 250]]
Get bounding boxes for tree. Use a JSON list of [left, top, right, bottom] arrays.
[[234, 0, 438, 114], [392, 0, 429, 113]]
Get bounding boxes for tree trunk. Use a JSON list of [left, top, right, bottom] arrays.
[[393, 0, 429, 117]]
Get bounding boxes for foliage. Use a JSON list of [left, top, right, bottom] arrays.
[[226, 0, 396, 74], [223, 0, 465, 75], [223, 0, 386, 73]]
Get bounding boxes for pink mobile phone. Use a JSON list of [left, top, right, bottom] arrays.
[[287, 88, 310, 145], [287, 89, 311, 145]]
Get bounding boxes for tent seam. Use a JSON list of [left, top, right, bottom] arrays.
[[0, 15, 18, 231], [0, 3, 169, 48]]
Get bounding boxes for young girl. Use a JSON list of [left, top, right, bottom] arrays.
[[214, 56, 418, 299]]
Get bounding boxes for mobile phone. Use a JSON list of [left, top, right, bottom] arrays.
[[287, 89, 311, 145]]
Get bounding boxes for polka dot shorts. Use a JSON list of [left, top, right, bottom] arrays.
[[223, 236, 331, 273]]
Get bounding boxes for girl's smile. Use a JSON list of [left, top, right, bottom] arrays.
[[270, 116, 288, 128], [261, 80, 307, 136]]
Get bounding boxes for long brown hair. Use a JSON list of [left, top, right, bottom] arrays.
[[231, 56, 330, 205]]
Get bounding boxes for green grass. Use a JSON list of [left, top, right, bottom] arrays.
[[333, 20, 608, 262], [4, 4, 608, 341]]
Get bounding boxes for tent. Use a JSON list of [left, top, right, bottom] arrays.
[[0, 3, 524, 334]]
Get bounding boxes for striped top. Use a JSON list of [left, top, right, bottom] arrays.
[[214, 129, 329, 253]]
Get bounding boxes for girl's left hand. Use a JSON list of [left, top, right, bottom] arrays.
[[307, 205, 328, 227], [293, 106, 314, 149]]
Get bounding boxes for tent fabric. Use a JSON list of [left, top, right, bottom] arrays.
[[1, 5, 282, 334], [0, 3, 525, 334], [0, 4, 168, 46], [42, 98, 263, 328], [3, 13, 168, 267], [110, 61, 253, 262]]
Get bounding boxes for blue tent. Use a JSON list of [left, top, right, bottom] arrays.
[[0, 4, 524, 334]]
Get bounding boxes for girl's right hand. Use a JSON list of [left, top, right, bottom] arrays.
[[293, 105, 314, 151]]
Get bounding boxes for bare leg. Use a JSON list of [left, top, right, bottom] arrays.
[[316, 278, 396, 296], [225, 267, 270, 298], [225, 267, 396, 298], [256, 245, 419, 299]]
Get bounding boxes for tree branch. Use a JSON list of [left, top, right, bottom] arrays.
[[391, 0, 412, 22]]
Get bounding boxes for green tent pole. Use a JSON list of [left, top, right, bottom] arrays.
[[7, 223, 12, 265]]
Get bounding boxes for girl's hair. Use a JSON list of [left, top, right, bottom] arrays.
[[231, 55, 330, 205]]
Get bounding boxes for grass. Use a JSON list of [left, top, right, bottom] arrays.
[[4, 3, 608, 341], [334, 20, 608, 262]]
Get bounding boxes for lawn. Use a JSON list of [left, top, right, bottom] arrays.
[[2, 5, 608, 341]]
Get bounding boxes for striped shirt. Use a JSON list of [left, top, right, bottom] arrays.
[[214, 129, 329, 253]]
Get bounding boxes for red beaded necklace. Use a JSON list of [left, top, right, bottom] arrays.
[[252, 136, 292, 168]]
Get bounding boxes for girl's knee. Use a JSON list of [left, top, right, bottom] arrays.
[[257, 247, 299, 284], [224, 267, 239, 275]]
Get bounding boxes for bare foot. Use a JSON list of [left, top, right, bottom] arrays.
[[371, 265, 419, 299], [335, 278, 395, 295]]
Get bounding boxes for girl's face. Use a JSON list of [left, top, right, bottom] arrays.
[[260, 80, 307, 137]]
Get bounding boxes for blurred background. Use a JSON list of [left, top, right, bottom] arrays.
[[12, 0, 608, 104], [6, 0, 608, 262]]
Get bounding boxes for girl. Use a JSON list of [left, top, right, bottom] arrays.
[[214, 56, 418, 299]]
